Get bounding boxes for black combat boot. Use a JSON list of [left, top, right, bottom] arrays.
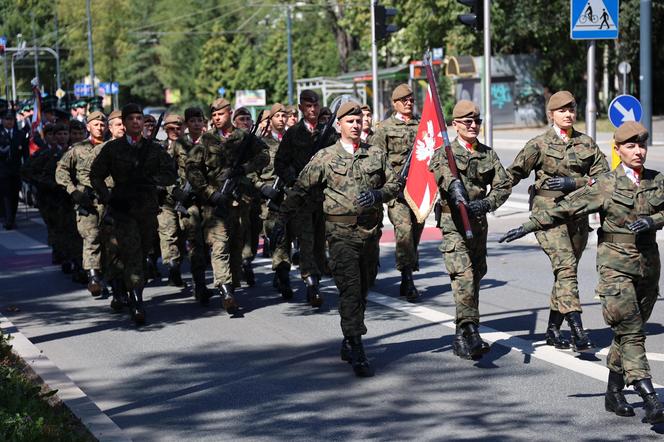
[[167, 261, 184, 287], [453, 326, 473, 360], [605, 371, 635, 417], [109, 279, 125, 312], [565, 311, 596, 352], [633, 379, 664, 424], [61, 259, 75, 274], [545, 309, 570, 349], [72, 260, 88, 284], [129, 287, 146, 325], [87, 269, 103, 297], [145, 257, 160, 282], [305, 275, 323, 307], [220, 283, 238, 314], [261, 235, 271, 258], [399, 268, 419, 302], [275, 265, 293, 300], [463, 322, 491, 359], [340, 337, 352, 362], [347, 336, 374, 378], [242, 258, 255, 287], [192, 270, 211, 305]]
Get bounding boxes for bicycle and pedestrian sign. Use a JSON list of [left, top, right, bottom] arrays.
[[570, 0, 619, 40]]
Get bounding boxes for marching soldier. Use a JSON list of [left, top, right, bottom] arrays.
[[275, 102, 401, 377], [90, 104, 177, 324], [143, 114, 157, 139], [360, 104, 374, 144], [372, 84, 421, 302], [500, 122, 664, 424], [232, 107, 253, 131], [506, 91, 609, 352], [0, 109, 29, 230], [274, 89, 337, 307], [68, 120, 87, 145], [429, 100, 511, 360], [55, 111, 108, 296], [185, 98, 268, 313], [107, 110, 125, 140], [285, 105, 298, 128]]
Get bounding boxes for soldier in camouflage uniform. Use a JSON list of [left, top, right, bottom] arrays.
[[429, 100, 511, 360], [276, 102, 401, 377], [372, 84, 421, 301], [501, 121, 664, 424], [55, 111, 107, 296], [185, 98, 268, 313], [90, 104, 177, 325], [506, 91, 609, 352], [253, 103, 295, 299], [359, 104, 380, 286], [156, 113, 186, 287], [274, 90, 337, 307]]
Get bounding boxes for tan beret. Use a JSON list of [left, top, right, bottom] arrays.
[[163, 114, 184, 126], [270, 103, 287, 116], [210, 98, 231, 112], [87, 111, 106, 123], [452, 100, 480, 119], [299, 89, 319, 103], [108, 110, 122, 121], [547, 91, 576, 111], [285, 105, 298, 115], [614, 121, 649, 144], [336, 102, 362, 120], [392, 84, 413, 101], [360, 104, 371, 112]]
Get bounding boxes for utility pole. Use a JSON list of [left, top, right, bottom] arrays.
[[482, 0, 492, 147], [54, 12, 62, 95], [86, 0, 96, 93], [370, 0, 379, 121], [586, 40, 597, 141], [640, 0, 652, 144], [286, 5, 293, 106], [31, 13, 39, 82]]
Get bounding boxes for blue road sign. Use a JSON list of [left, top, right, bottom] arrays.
[[570, 0, 619, 40], [0, 36, 6, 47], [218, 87, 226, 97], [99, 82, 120, 95], [74, 83, 93, 97], [111, 82, 119, 94], [608, 94, 642, 128]]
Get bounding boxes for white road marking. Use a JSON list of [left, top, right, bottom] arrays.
[[596, 347, 664, 362]]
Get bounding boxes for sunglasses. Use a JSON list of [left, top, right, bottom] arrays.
[[454, 118, 483, 127], [397, 96, 414, 104]]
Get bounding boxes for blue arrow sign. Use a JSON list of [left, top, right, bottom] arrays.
[[608, 95, 642, 128], [74, 83, 93, 97], [570, 0, 619, 40]]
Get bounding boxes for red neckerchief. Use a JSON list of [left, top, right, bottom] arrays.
[[459, 138, 477, 153], [304, 120, 316, 133], [90, 136, 103, 146], [127, 135, 142, 145]]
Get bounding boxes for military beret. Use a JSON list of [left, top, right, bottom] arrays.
[[286, 105, 298, 115], [452, 100, 480, 119], [143, 114, 157, 123], [73, 100, 87, 109], [184, 107, 204, 121], [108, 110, 122, 121], [122, 103, 142, 120], [233, 107, 251, 119], [391, 84, 413, 101], [360, 104, 371, 112], [270, 103, 287, 117], [299, 89, 319, 103], [163, 113, 184, 126], [210, 98, 230, 112], [614, 121, 649, 144], [547, 91, 576, 111], [319, 106, 332, 117], [87, 110, 106, 123], [336, 102, 362, 120]]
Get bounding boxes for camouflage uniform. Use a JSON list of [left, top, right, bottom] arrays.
[[429, 139, 511, 326], [274, 119, 337, 279], [523, 165, 664, 385], [185, 129, 268, 289], [507, 127, 608, 314], [372, 114, 422, 271], [282, 140, 401, 336], [90, 136, 177, 289], [157, 138, 186, 266]]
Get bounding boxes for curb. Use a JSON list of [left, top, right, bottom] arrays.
[[0, 314, 131, 442]]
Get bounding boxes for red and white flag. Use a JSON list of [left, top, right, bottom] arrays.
[[403, 85, 444, 223], [28, 79, 43, 156]]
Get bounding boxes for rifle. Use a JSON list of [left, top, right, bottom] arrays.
[[173, 180, 193, 217], [423, 51, 473, 239]]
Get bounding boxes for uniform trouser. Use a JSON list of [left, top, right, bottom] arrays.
[[598, 248, 660, 385], [388, 198, 424, 271], [440, 227, 488, 326], [114, 210, 158, 289], [202, 204, 239, 287], [0, 175, 21, 226], [327, 225, 378, 337], [249, 198, 262, 258], [293, 202, 326, 279], [43, 199, 81, 261], [157, 204, 185, 265], [534, 216, 588, 314], [262, 210, 293, 270], [102, 223, 124, 281], [180, 204, 207, 274], [76, 206, 102, 270]]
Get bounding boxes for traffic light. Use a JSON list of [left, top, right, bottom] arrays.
[[375, 4, 398, 41], [457, 0, 483, 32]]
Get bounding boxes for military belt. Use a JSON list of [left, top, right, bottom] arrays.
[[326, 213, 379, 226], [598, 231, 656, 245], [536, 189, 566, 198]]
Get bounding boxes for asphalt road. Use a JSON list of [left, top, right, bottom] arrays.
[[1, 128, 664, 441]]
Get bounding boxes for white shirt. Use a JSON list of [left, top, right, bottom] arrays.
[[622, 164, 641, 186], [340, 140, 357, 155], [552, 123, 571, 142]]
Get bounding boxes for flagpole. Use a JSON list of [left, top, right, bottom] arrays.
[[423, 51, 473, 239]]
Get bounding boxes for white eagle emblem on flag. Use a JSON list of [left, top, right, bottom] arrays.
[[414, 120, 439, 166]]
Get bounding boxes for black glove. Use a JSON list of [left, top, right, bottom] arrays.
[[468, 199, 491, 217], [627, 216, 655, 234], [261, 184, 280, 200], [545, 176, 577, 192], [71, 190, 94, 209], [270, 219, 286, 245], [357, 190, 382, 208], [209, 191, 226, 206], [499, 226, 528, 243], [447, 179, 469, 207], [172, 186, 189, 203]]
